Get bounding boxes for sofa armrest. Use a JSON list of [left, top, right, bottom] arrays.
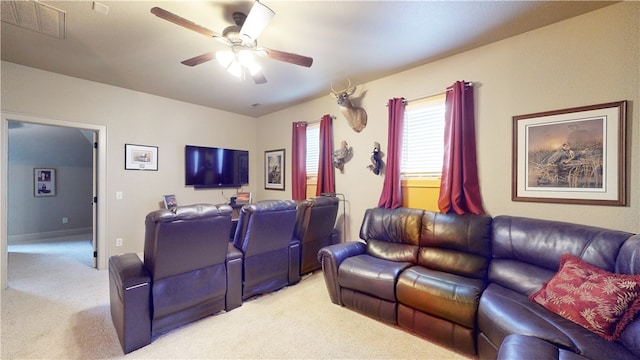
[[497, 334, 589, 360], [318, 241, 366, 305], [289, 238, 302, 285], [108, 253, 151, 354], [109, 253, 150, 290], [226, 243, 243, 311], [330, 229, 340, 245]]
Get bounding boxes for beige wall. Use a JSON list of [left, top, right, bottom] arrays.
[[2, 62, 258, 269], [256, 2, 639, 241], [1, 3, 638, 280]]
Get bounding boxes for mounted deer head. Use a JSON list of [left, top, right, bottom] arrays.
[[330, 79, 367, 132]]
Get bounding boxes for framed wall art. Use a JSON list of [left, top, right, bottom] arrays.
[[125, 144, 158, 171], [163, 194, 177, 209], [236, 192, 252, 204], [512, 101, 626, 206], [265, 149, 285, 190], [34, 168, 56, 197]]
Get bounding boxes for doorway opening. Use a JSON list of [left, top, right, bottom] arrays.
[[1, 112, 107, 289]]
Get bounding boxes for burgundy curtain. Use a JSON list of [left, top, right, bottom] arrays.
[[438, 81, 485, 215], [315, 114, 335, 195], [377, 98, 405, 209], [291, 122, 307, 201]]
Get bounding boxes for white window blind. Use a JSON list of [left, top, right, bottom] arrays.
[[401, 94, 446, 177], [306, 123, 319, 175]]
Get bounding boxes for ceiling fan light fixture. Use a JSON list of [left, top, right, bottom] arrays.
[[217, 49, 259, 78], [240, 1, 275, 41], [152, 5, 313, 85], [216, 50, 235, 68], [247, 62, 262, 76], [227, 62, 243, 78], [237, 50, 256, 66]]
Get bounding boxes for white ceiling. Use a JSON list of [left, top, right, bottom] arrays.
[[1, 0, 616, 117]]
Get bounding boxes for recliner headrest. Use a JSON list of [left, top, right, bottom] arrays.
[[146, 203, 232, 223], [241, 199, 297, 214], [302, 196, 339, 208]]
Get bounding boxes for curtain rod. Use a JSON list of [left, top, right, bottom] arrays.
[[295, 115, 336, 126], [387, 82, 473, 106]]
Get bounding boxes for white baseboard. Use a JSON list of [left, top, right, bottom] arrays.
[[8, 228, 93, 244]]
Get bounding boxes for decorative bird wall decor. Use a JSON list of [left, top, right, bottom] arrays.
[[332, 140, 353, 172], [367, 141, 382, 175]]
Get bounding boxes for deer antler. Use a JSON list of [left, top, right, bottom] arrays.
[[330, 78, 354, 96]]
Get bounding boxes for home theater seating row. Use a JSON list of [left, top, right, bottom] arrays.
[[318, 207, 640, 360], [108, 197, 340, 354]]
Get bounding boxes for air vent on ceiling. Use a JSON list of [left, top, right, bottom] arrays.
[[1, 1, 66, 39]]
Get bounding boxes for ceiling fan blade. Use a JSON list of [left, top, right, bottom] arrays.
[[181, 52, 215, 67], [240, 1, 275, 41], [151, 7, 221, 39], [264, 48, 313, 68], [252, 69, 267, 84]]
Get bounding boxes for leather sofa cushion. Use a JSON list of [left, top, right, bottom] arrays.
[[359, 207, 423, 245], [478, 283, 638, 360], [418, 247, 488, 280], [617, 235, 640, 275], [489, 216, 634, 299], [341, 288, 397, 324], [417, 212, 492, 279], [489, 259, 556, 296], [397, 266, 485, 328], [497, 334, 589, 360], [367, 239, 418, 263], [420, 212, 492, 257], [491, 216, 631, 273], [338, 254, 411, 302], [621, 319, 640, 358]]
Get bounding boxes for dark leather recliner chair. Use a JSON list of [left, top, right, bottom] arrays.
[[294, 195, 340, 274], [232, 199, 301, 300], [108, 204, 242, 354]]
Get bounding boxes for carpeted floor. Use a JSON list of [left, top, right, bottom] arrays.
[[1, 238, 471, 359]]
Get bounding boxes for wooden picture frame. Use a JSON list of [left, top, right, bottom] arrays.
[[125, 144, 158, 170], [265, 149, 285, 190], [512, 101, 626, 205], [34, 168, 56, 197]]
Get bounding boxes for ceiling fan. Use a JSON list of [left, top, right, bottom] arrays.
[[150, 1, 313, 84]]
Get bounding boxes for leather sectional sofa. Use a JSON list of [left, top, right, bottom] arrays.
[[318, 207, 640, 359]]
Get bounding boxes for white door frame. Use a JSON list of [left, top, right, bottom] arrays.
[[1, 112, 107, 289]]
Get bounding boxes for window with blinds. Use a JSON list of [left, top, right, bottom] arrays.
[[306, 122, 320, 175], [401, 94, 446, 177]]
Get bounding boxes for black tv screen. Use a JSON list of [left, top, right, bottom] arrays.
[[185, 145, 249, 188]]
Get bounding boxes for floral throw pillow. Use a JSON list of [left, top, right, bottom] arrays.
[[529, 253, 640, 341]]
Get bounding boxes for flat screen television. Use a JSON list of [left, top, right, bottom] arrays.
[[185, 145, 249, 188]]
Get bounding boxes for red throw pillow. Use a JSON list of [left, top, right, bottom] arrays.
[[529, 253, 640, 341]]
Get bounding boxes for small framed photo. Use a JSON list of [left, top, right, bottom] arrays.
[[34, 168, 56, 197], [265, 149, 285, 190], [512, 101, 626, 205], [236, 192, 252, 204], [125, 144, 158, 171], [163, 194, 177, 209]]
